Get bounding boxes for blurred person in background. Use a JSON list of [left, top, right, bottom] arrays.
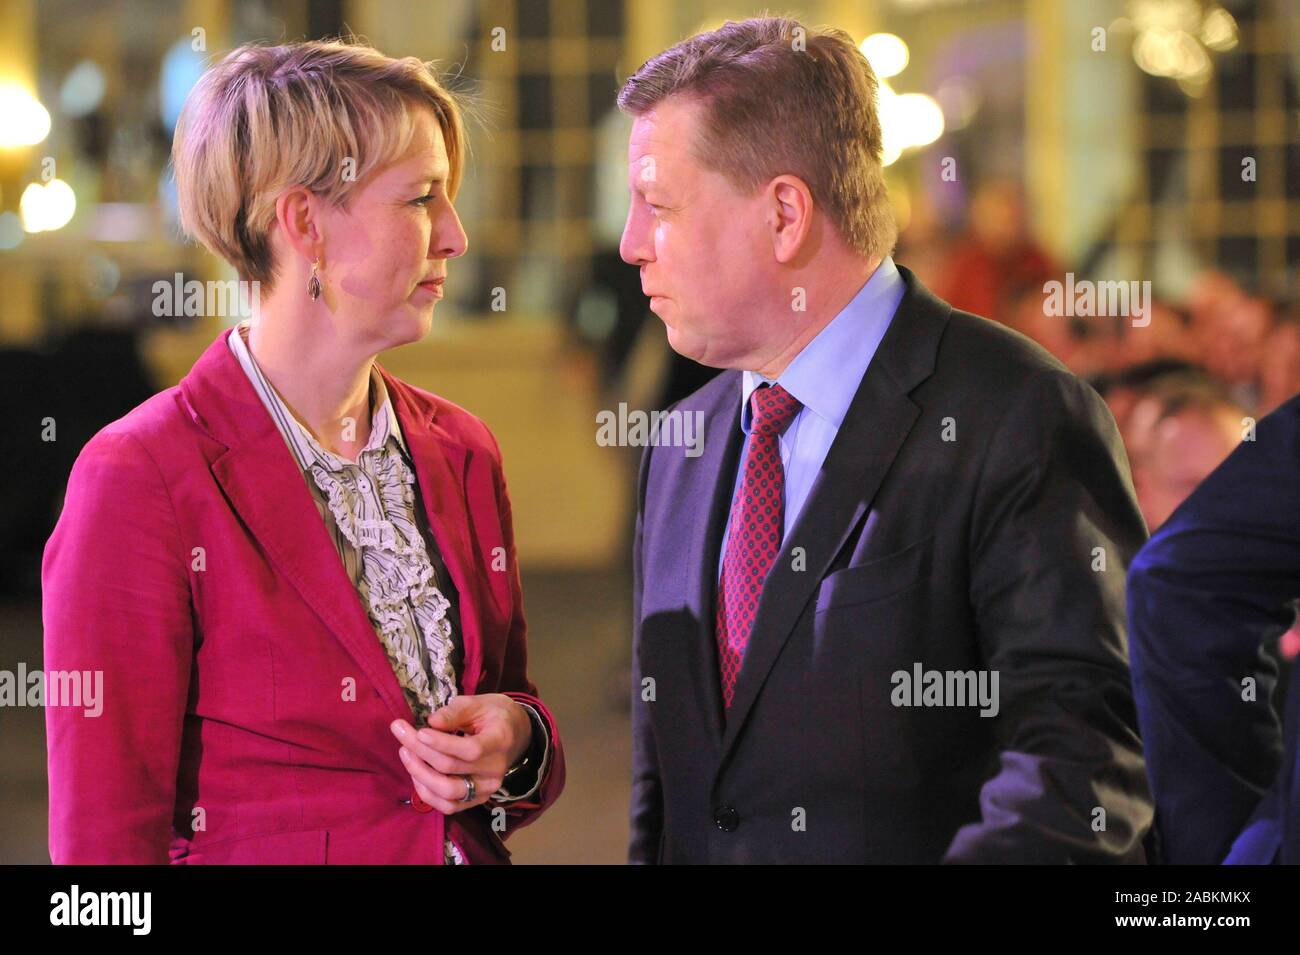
[[1095, 358, 1204, 438], [1202, 294, 1273, 411], [42, 39, 563, 864], [1260, 308, 1300, 415], [933, 179, 1057, 324], [1003, 282, 1097, 375], [1112, 300, 1196, 369], [1121, 377, 1247, 531]]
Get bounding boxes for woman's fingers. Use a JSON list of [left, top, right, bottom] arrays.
[[399, 746, 502, 813], [391, 718, 510, 777]]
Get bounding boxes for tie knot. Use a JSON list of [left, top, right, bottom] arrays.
[[750, 383, 802, 436]]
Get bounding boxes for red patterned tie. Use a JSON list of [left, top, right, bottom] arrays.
[[716, 383, 803, 709]]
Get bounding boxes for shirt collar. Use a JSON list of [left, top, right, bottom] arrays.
[[227, 319, 407, 470], [740, 256, 905, 432]]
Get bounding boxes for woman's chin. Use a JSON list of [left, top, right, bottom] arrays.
[[389, 305, 434, 343]]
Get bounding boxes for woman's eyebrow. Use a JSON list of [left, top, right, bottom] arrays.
[[405, 170, 447, 187]]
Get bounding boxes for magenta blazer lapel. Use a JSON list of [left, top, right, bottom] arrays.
[[176, 328, 483, 722], [377, 362, 487, 697]]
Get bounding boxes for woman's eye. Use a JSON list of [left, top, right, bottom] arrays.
[[411, 193, 436, 206]]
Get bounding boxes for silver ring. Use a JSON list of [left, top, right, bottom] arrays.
[[460, 775, 476, 803]]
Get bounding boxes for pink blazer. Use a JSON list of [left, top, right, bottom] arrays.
[[43, 328, 565, 864]]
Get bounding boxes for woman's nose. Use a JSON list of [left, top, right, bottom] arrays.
[[433, 204, 468, 258]]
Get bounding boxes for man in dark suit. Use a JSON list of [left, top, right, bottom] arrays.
[[618, 17, 1153, 863], [1128, 393, 1300, 864]]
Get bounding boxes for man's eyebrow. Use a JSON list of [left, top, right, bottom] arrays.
[[629, 175, 665, 196]]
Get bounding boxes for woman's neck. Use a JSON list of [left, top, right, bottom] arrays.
[[244, 315, 374, 462]]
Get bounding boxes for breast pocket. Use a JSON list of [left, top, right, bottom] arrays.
[[815, 535, 933, 613]]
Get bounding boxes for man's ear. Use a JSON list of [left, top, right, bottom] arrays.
[[769, 174, 814, 265]]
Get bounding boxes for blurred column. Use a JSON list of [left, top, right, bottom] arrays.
[[1026, 0, 1136, 265], [624, 0, 676, 75]]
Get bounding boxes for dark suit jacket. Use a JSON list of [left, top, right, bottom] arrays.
[[630, 266, 1153, 863], [1128, 392, 1300, 864]]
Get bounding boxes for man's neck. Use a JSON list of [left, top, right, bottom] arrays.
[[750, 255, 882, 380]]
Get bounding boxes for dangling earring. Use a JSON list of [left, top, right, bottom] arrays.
[[307, 259, 321, 301]]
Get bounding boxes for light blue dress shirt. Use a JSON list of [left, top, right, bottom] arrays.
[[718, 257, 906, 579]]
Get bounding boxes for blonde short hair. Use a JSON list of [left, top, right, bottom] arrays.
[[172, 38, 466, 289], [617, 16, 896, 259]]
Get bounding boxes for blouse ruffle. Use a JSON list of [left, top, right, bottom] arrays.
[[306, 445, 458, 728]]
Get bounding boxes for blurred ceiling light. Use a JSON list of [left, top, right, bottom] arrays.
[[20, 179, 76, 232], [878, 82, 945, 166], [1129, 0, 1201, 35], [1133, 27, 1209, 78], [1177, 69, 1212, 97], [0, 211, 24, 250], [860, 33, 910, 79], [1200, 6, 1238, 51], [0, 84, 51, 148], [1125, 0, 1236, 92], [60, 60, 106, 117], [895, 93, 945, 146]]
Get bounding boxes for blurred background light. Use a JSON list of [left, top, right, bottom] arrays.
[[81, 252, 121, 298], [0, 83, 51, 147], [1125, 0, 1237, 93], [878, 82, 945, 166], [160, 38, 205, 130], [59, 60, 105, 117], [20, 178, 76, 232], [0, 211, 24, 249], [860, 33, 910, 79], [934, 76, 980, 130]]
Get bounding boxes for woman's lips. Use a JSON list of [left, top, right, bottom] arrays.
[[415, 278, 445, 299]]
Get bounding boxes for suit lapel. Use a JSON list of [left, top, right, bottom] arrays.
[[719, 268, 950, 759], [680, 381, 746, 746]]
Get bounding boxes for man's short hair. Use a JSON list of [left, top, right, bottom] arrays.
[[617, 16, 897, 258]]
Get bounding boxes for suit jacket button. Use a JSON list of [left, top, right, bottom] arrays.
[[714, 806, 739, 832]]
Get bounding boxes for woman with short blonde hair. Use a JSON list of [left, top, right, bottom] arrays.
[[44, 39, 564, 865]]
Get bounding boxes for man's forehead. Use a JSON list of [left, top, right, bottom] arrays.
[[629, 99, 702, 152], [627, 100, 702, 185], [628, 112, 661, 157]]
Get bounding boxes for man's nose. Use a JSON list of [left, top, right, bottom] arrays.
[[619, 206, 652, 267]]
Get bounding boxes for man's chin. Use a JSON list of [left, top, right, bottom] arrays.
[[663, 322, 718, 367]]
